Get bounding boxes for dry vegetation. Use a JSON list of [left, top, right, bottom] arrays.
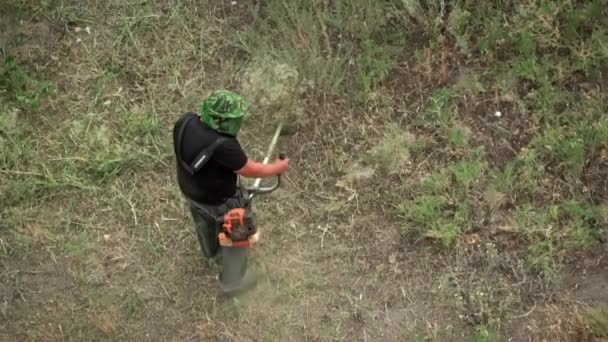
[[1, 0, 607, 341]]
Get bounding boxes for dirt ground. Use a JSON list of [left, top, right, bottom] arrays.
[[1, 1, 607, 342]]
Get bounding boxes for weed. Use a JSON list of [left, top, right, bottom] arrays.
[[144, 240, 160, 258], [446, 3, 472, 55], [513, 28, 536, 58], [513, 199, 600, 283], [401, 194, 471, 247], [393, 0, 446, 36], [449, 158, 483, 190], [490, 148, 543, 196], [426, 218, 461, 247], [469, 325, 497, 342], [510, 56, 543, 81], [418, 169, 451, 194], [93, 70, 116, 107], [237, 1, 345, 93], [0, 56, 53, 111], [557, 137, 586, 175], [405, 195, 447, 225], [561, 200, 600, 249], [447, 126, 467, 148], [410, 136, 430, 154], [532, 126, 589, 176], [454, 72, 485, 96], [489, 163, 518, 195], [526, 240, 561, 284], [369, 123, 414, 173], [477, 17, 508, 57], [414, 325, 451, 342], [425, 88, 456, 127], [121, 110, 163, 147], [64, 235, 93, 255], [122, 289, 145, 320], [238, 0, 402, 96], [583, 307, 608, 338], [42, 0, 94, 26], [354, 39, 396, 98], [0, 106, 31, 170]]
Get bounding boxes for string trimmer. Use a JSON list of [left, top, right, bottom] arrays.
[[217, 122, 287, 248]]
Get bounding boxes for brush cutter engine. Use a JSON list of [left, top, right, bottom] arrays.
[[219, 208, 257, 247]]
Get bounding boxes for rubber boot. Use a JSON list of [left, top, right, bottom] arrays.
[[219, 246, 257, 296]]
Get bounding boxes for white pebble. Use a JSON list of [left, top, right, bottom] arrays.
[[494, 111, 502, 117], [76, 37, 82, 43], [231, 1, 237, 5], [85, 26, 91, 34]]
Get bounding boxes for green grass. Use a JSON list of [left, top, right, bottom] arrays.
[[447, 126, 467, 148], [489, 148, 544, 197], [513, 200, 601, 283], [424, 88, 456, 127], [394, 0, 606, 288], [0, 56, 53, 111], [469, 325, 497, 342], [583, 307, 608, 338], [237, 0, 401, 96], [449, 158, 483, 190], [354, 39, 397, 98]]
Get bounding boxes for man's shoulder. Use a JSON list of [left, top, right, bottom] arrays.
[[217, 134, 242, 150], [174, 112, 198, 129]]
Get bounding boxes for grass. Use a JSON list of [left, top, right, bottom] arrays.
[[369, 123, 415, 173], [583, 307, 608, 338], [0, 56, 53, 111], [512, 199, 600, 283], [395, 0, 606, 273], [237, 0, 401, 98], [1, 0, 607, 341]]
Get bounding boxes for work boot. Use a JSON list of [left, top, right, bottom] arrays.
[[219, 267, 258, 297], [219, 246, 257, 296]]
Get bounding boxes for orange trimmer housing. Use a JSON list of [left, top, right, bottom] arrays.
[[219, 208, 257, 247]]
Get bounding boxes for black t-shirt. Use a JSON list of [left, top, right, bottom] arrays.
[[173, 113, 248, 205]]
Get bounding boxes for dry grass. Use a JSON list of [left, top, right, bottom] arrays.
[[1, 0, 607, 341]]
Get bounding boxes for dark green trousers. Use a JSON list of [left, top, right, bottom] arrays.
[[188, 192, 252, 292]]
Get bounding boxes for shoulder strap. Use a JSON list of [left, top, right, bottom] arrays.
[[176, 113, 226, 175], [189, 136, 226, 173], [176, 114, 197, 174]]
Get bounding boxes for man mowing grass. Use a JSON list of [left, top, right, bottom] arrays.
[[172, 90, 289, 296]]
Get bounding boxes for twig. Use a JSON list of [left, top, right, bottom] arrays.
[[0, 170, 44, 177], [157, 280, 175, 303], [318, 224, 332, 248], [128, 197, 138, 226], [511, 303, 537, 319]]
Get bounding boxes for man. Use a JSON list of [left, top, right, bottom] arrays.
[[172, 90, 288, 296]]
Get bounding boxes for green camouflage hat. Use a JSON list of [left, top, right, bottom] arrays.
[[200, 90, 248, 136]]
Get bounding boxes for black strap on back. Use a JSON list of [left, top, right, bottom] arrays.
[[176, 113, 225, 175]]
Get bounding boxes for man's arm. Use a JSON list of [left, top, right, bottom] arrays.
[[236, 158, 289, 178], [214, 138, 289, 178]]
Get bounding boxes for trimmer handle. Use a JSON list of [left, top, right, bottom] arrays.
[[243, 152, 286, 199]]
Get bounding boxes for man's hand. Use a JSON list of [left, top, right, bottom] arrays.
[[236, 157, 289, 178], [273, 156, 289, 175]]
